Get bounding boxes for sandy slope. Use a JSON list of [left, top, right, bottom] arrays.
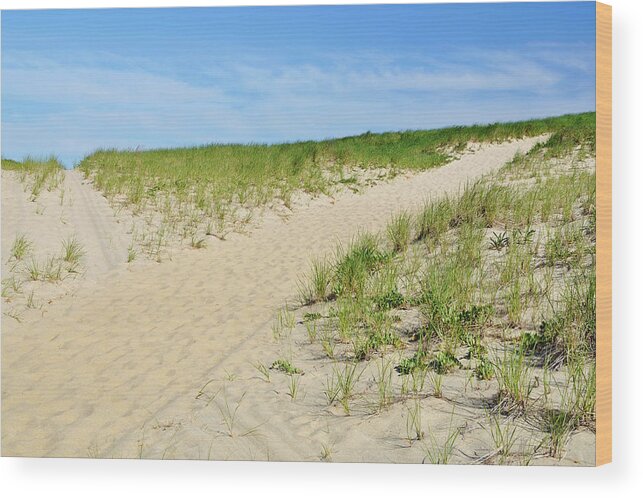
[[1, 137, 550, 460]]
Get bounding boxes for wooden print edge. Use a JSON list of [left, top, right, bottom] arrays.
[[596, 1, 612, 466]]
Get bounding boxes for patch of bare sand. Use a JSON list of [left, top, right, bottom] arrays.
[[2, 136, 584, 463]]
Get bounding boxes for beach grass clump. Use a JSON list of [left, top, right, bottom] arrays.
[[1, 276, 23, 300], [332, 233, 389, 298], [493, 348, 534, 414], [415, 199, 452, 244], [386, 211, 413, 253], [8, 234, 33, 262], [297, 258, 333, 304], [61, 236, 85, 265], [25, 258, 43, 282]]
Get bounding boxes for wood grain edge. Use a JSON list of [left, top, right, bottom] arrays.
[[596, 1, 612, 467]]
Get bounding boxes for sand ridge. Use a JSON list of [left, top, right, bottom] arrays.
[[2, 136, 547, 459]]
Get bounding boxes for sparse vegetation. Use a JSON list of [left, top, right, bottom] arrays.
[[290, 112, 596, 462], [2, 156, 64, 201]]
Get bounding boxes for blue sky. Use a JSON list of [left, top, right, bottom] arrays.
[[1, 2, 596, 167]]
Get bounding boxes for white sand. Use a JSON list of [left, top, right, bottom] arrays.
[[3, 136, 592, 463]]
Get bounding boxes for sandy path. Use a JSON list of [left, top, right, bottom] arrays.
[[61, 170, 131, 281], [1, 170, 132, 308], [1, 136, 545, 458]]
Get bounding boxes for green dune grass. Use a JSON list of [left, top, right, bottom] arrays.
[[77, 112, 595, 211]]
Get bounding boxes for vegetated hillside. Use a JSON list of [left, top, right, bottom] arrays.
[[76, 112, 595, 261], [287, 124, 596, 463]]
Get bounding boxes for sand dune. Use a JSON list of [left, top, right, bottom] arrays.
[[2, 137, 550, 459]]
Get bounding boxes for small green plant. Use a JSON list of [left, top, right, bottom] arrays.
[[520, 331, 546, 354], [44, 256, 64, 282], [511, 227, 535, 245], [333, 234, 388, 297], [303, 312, 322, 322], [409, 366, 428, 396], [9, 234, 32, 262], [459, 304, 493, 329], [568, 359, 596, 426], [506, 279, 524, 327], [215, 389, 247, 438], [541, 407, 576, 458], [544, 226, 584, 267], [270, 359, 302, 376], [320, 329, 336, 359], [372, 289, 404, 310], [282, 306, 296, 329], [61, 236, 85, 264], [271, 306, 295, 340], [205, 220, 215, 236], [475, 357, 494, 381], [415, 199, 451, 243], [428, 350, 461, 375], [463, 332, 487, 359], [25, 290, 37, 309], [489, 231, 509, 251], [2, 277, 23, 299], [396, 350, 427, 375], [493, 348, 533, 414], [25, 258, 42, 281]]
